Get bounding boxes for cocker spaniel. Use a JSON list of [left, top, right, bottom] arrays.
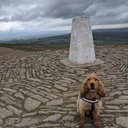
[[77, 73, 105, 128]]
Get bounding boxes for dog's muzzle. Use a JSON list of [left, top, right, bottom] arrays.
[[90, 82, 95, 91]]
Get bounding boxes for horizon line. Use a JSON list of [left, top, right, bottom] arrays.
[[0, 23, 128, 33], [92, 23, 128, 29]]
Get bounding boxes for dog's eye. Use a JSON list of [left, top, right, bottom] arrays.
[[95, 78, 98, 81], [88, 78, 90, 81]]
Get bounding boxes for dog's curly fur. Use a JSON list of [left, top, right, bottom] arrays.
[[77, 73, 106, 128]]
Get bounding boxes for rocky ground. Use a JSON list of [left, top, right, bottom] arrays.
[[0, 45, 128, 128]]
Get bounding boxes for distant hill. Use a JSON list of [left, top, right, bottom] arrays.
[[93, 28, 128, 44], [0, 28, 128, 45], [93, 27, 128, 33], [0, 30, 69, 42]]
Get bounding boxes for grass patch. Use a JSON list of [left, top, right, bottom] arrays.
[[0, 43, 70, 51]]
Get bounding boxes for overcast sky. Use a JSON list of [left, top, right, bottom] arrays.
[[0, 0, 128, 32]]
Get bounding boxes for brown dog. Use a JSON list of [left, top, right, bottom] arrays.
[[77, 73, 105, 128]]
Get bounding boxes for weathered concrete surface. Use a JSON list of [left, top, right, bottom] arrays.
[[0, 45, 128, 128], [60, 58, 104, 67], [69, 17, 95, 64]]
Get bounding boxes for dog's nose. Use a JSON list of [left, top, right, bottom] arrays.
[[90, 82, 95, 89]]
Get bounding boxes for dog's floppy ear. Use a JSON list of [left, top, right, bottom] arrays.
[[80, 79, 89, 98], [98, 80, 106, 97]]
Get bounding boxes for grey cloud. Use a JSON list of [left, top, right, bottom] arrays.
[[10, 6, 43, 22], [0, 0, 127, 25], [42, 0, 128, 25], [43, 0, 94, 18], [0, 0, 46, 22]]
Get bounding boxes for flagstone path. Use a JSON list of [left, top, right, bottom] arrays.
[[0, 45, 128, 128]]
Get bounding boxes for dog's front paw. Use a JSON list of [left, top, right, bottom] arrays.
[[76, 122, 84, 128], [94, 124, 100, 128]]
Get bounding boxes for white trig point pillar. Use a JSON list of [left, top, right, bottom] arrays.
[[69, 17, 96, 64]]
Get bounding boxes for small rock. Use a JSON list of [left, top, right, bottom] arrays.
[[106, 105, 120, 109], [109, 91, 121, 97], [15, 117, 38, 127], [62, 116, 74, 121], [44, 77, 54, 80], [38, 110, 48, 114], [76, 70, 85, 75], [122, 90, 128, 95], [44, 74, 52, 77], [15, 92, 24, 100], [69, 111, 77, 115], [43, 114, 61, 122], [5, 118, 20, 125], [3, 88, 17, 93], [0, 108, 13, 119], [30, 123, 60, 128], [0, 125, 3, 128], [63, 91, 78, 98], [104, 126, 109, 128], [31, 94, 48, 103], [22, 112, 37, 117], [54, 84, 67, 91], [24, 97, 41, 111], [64, 122, 76, 127], [61, 77, 76, 83], [123, 106, 128, 109], [66, 104, 76, 108], [106, 99, 128, 105], [7, 105, 22, 116], [116, 116, 128, 127], [0, 119, 3, 124], [27, 78, 42, 83], [119, 96, 128, 100], [46, 99, 63, 106]]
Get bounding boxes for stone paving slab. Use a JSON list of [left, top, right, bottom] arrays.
[[60, 58, 104, 68], [0, 45, 128, 128]]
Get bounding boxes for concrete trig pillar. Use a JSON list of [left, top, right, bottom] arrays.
[[69, 17, 95, 64]]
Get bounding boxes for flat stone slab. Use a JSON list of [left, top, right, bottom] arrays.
[[116, 117, 128, 128], [46, 99, 63, 106], [43, 114, 61, 122], [0, 108, 13, 119], [24, 97, 41, 112], [7, 105, 22, 116], [60, 58, 104, 68], [15, 117, 39, 127]]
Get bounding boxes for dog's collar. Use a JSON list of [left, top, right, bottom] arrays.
[[82, 97, 100, 103]]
